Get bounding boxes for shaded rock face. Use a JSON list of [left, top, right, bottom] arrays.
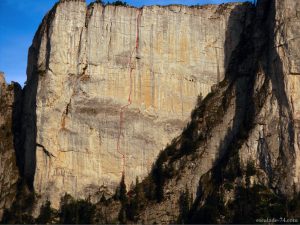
[[276, 0, 300, 186], [22, 0, 252, 207], [0, 73, 21, 219], [238, 0, 300, 194], [133, 0, 300, 223]]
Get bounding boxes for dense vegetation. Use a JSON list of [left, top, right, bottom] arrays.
[[187, 158, 300, 224], [109, 0, 128, 6], [94, 0, 128, 6]]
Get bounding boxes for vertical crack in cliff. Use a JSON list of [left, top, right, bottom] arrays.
[[116, 9, 143, 175]]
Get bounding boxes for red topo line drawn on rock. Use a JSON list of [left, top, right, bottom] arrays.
[[116, 9, 142, 175]]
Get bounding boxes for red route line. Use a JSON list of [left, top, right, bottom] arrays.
[[116, 9, 142, 175]]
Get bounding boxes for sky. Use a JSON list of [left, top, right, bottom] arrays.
[[0, 0, 250, 85]]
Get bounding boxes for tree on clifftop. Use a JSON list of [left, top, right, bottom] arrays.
[[110, 1, 128, 6], [95, 0, 105, 4]]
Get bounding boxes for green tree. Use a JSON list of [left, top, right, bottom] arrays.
[[126, 177, 146, 221], [95, 0, 105, 4], [150, 150, 169, 202], [36, 200, 54, 224], [119, 173, 127, 203], [59, 194, 96, 224], [111, 0, 128, 6], [232, 185, 286, 223], [1, 191, 36, 224], [152, 160, 165, 202], [135, 177, 146, 206], [190, 195, 220, 224], [116, 174, 128, 223], [178, 187, 192, 224], [118, 205, 127, 224], [143, 176, 156, 200]]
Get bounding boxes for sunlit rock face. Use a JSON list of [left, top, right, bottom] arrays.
[[23, 0, 251, 207], [0, 73, 21, 220]]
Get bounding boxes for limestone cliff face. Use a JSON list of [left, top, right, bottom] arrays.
[[275, 0, 300, 186], [22, 0, 252, 207], [133, 0, 300, 223], [238, 0, 300, 194], [0, 73, 21, 219], [2, 0, 300, 223]]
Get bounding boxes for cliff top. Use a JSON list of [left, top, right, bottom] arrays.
[[56, 0, 252, 11]]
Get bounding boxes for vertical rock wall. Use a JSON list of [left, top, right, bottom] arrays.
[[0, 73, 21, 219], [276, 0, 300, 187], [135, 0, 300, 222], [238, 0, 300, 194], [23, 0, 252, 207]]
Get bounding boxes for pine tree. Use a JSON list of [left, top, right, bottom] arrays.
[[126, 177, 147, 221], [95, 0, 105, 4], [152, 158, 164, 202], [178, 187, 191, 224], [59, 194, 95, 224], [118, 205, 127, 224], [135, 177, 145, 206], [37, 200, 54, 224], [111, 0, 128, 6], [143, 177, 156, 200], [119, 173, 127, 203], [117, 173, 128, 223]]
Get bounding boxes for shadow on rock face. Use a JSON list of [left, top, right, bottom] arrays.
[[188, 0, 299, 223], [13, 6, 58, 191]]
